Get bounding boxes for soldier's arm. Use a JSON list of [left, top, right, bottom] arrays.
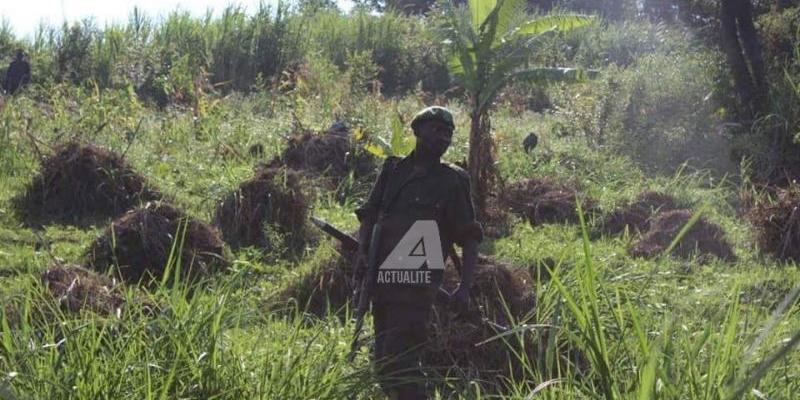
[[448, 168, 484, 295], [459, 238, 478, 292]]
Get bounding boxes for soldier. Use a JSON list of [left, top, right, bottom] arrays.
[[354, 106, 482, 399], [3, 49, 31, 94]]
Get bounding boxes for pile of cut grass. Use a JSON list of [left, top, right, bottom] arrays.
[[14, 142, 160, 226]]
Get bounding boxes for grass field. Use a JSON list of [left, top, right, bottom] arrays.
[[1, 5, 800, 399], [0, 82, 798, 399]]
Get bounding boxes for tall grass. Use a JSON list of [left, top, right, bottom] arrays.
[[5, 4, 446, 102], [0, 267, 373, 399]]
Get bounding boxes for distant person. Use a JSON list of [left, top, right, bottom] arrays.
[[3, 49, 31, 94]]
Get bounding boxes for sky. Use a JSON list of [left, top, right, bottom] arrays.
[[0, 0, 355, 39]]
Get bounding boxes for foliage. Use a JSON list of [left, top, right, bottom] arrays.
[[8, 6, 448, 103], [441, 0, 595, 111], [1, 4, 800, 399], [758, 6, 800, 69], [439, 0, 595, 218], [301, 8, 450, 96], [54, 20, 97, 85], [360, 110, 416, 158], [551, 50, 735, 175]]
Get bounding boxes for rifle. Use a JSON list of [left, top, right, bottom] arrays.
[[310, 216, 358, 253], [310, 215, 382, 361]]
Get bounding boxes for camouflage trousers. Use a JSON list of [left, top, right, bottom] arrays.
[[372, 302, 431, 400]]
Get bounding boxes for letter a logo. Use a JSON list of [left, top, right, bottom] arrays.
[[379, 220, 444, 270]]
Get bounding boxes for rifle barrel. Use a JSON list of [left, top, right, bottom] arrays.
[[310, 216, 359, 250]]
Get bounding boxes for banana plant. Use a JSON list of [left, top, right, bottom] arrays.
[[359, 110, 416, 158], [440, 0, 596, 217]]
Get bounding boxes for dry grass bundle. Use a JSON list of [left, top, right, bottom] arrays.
[[272, 130, 376, 183], [279, 247, 355, 317], [214, 166, 314, 253], [40, 264, 125, 315], [14, 142, 159, 226], [278, 242, 357, 317], [501, 178, 595, 225], [440, 255, 536, 325], [747, 185, 800, 263], [423, 256, 582, 393], [631, 209, 735, 262], [85, 201, 228, 284], [597, 191, 680, 236]]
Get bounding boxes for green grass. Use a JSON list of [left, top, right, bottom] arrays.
[[1, 11, 800, 397], [0, 85, 797, 399]]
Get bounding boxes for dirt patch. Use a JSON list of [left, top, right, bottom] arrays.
[[597, 191, 680, 236], [270, 130, 376, 184], [747, 186, 800, 263], [40, 264, 126, 315], [630, 209, 735, 262], [214, 166, 315, 254], [500, 178, 595, 225], [14, 142, 160, 226], [85, 201, 228, 284]]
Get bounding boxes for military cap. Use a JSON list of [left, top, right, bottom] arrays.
[[410, 106, 455, 132]]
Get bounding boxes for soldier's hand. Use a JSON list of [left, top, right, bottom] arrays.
[[451, 284, 470, 315]]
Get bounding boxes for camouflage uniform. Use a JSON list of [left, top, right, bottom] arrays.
[[355, 107, 483, 399]]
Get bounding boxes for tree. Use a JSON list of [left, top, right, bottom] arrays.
[[440, 0, 595, 219], [719, 0, 768, 118]]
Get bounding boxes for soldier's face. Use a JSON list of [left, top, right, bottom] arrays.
[[415, 120, 453, 158]]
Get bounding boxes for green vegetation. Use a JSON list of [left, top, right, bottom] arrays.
[[1, 1, 800, 399], [441, 0, 594, 218]]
